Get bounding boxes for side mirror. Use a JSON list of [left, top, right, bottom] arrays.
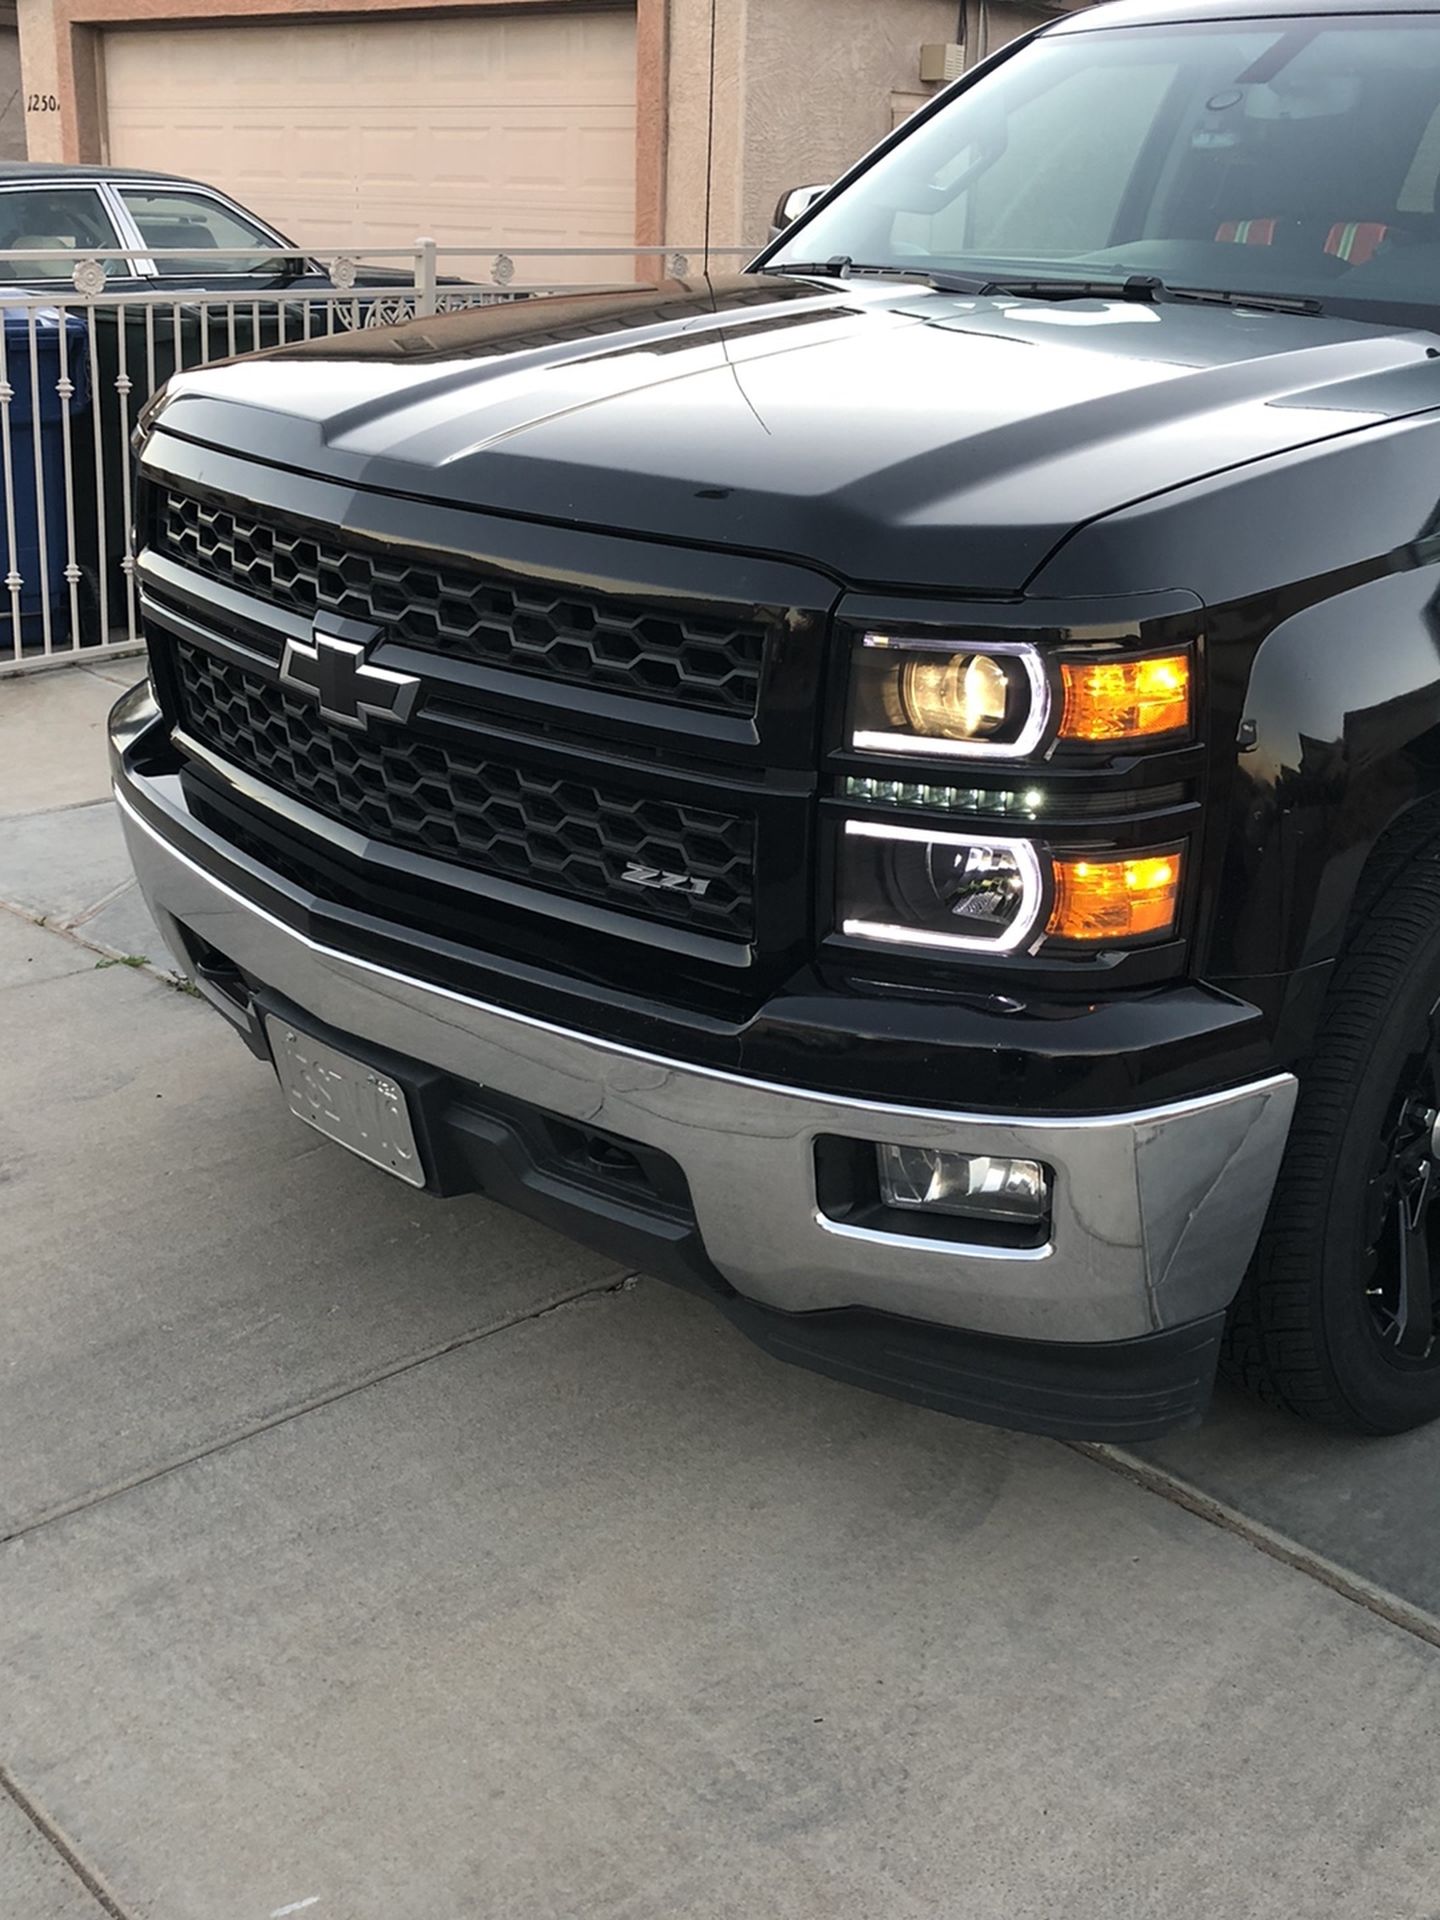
[[772, 184, 831, 237]]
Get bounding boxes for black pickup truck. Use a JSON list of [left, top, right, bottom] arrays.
[[111, 0, 1440, 1441]]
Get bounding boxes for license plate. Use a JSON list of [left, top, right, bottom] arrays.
[[265, 1017, 425, 1187]]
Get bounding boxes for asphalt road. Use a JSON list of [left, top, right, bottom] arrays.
[[5, 661, 1440, 1920]]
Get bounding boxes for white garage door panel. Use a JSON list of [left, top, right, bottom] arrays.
[[102, 10, 637, 261]]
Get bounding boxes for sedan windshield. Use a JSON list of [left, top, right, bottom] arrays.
[[767, 15, 1440, 320]]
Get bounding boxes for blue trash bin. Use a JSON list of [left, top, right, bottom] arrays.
[[0, 308, 92, 643]]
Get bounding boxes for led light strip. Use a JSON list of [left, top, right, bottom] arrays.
[[844, 776, 1046, 816], [840, 817, 1046, 955]]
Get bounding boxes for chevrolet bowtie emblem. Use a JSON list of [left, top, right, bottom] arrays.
[[278, 615, 420, 730]]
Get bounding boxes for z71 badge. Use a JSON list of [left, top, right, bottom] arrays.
[[619, 863, 712, 898]]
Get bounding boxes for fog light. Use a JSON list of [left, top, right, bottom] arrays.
[[877, 1143, 1049, 1224]]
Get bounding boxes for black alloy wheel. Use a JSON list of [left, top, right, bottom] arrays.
[[1362, 1001, 1440, 1365], [1225, 817, 1440, 1432]]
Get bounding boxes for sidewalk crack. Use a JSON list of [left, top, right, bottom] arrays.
[[0, 899, 181, 984], [60, 877, 138, 930], [1, 1273, 640, 1546], [1074, 1442, 1440, 1654], [0, 1764, 139, 1920]]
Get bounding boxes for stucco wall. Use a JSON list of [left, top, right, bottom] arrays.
[[964, 0, 1060, 63], [0, 12, 23, 163], [738, 0, 956, 248], [664, 0, 749, 253], [15, 0, 59, 160]]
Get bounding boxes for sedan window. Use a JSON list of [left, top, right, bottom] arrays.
[[0, 186, 125, 281], [118, 189, 279, 275]]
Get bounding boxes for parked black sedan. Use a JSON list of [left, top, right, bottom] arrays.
[[0, 164, 440, 638], [0, 162, 398, 292]]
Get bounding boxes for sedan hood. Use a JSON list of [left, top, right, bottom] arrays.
[[154, 274, 1440, 593]]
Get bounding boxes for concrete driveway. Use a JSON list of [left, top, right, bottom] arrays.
[[5, 662, 1440, 1920]]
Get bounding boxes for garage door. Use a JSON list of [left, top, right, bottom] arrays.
[[100, 9, 636, 263]]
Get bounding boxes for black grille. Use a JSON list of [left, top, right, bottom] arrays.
[[159, 488, 769, 716], [171, 640, 755, 940]]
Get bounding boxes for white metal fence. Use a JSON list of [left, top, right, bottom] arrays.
[[0, 240, 752, 677]]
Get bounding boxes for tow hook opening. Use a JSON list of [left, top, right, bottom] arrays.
[[176, 928, 259, 1033]]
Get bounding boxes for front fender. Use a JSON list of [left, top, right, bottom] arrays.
[[1210, 566, 1440, 981], [1028, 409, 1440, 1005]]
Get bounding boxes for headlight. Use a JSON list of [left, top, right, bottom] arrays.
[[899, 651, 1009, 740], [840, 820, 1045, 954], [847, 633, 1193, 759], [839, 820, 1184, 955], [849, 635, 1051, 758]]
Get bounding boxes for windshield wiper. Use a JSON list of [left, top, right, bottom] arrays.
[[768, 262, 1160, 297], [767, 261, 1326, 316], [767, 257, 846, 274], [963, 273, 1165, 300], [1161, 283, 1325, 317], [767, 260, 993, 290], [934, 270, 1325, 315]]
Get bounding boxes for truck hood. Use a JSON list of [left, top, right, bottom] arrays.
[[154, 273, 1440, 593]]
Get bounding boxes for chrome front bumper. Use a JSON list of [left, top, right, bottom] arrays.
[[118, 785, 1297, 1347]]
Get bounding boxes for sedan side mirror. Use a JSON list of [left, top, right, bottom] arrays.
[[771, 184, 831, 240]]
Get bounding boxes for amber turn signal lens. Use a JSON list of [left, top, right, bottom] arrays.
[[1047, 850, 1182, 944], [1059, 654, 1190, 743]]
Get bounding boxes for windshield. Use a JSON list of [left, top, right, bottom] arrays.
[[767, 16, 1440, 318]]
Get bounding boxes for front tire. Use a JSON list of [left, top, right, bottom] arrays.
[[1224, 817, 1440, 1432]]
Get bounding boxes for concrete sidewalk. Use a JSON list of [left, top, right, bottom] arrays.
[[6, 663, 1440, 1919], [0, 656, 173, 973]]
